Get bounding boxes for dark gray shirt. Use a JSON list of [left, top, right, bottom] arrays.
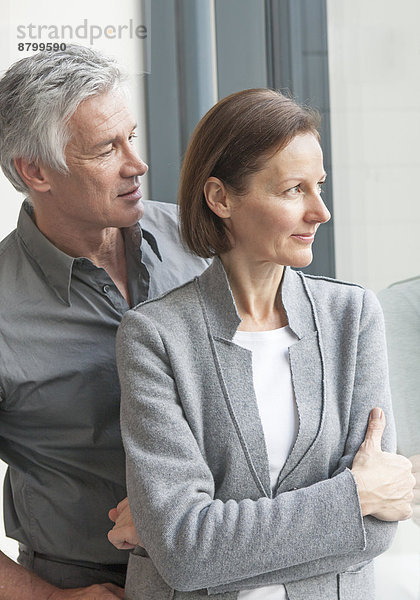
[[0, 199, 209, 565]]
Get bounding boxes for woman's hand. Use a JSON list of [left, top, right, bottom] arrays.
[[351, 408, 415, 521], [107, 497, 142, 550]]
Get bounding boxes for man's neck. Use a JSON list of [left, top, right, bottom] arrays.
[[32, 205, 132, 305]]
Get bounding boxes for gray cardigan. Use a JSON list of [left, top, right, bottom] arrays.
[[117, 258, 397, 600]]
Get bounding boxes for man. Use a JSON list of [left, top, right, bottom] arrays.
[[0, 46, 208, 599]]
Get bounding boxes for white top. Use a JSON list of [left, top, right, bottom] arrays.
[[233, 326, 298, 600]]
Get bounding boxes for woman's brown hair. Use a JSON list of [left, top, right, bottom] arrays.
[[178, 88, 321, 258]]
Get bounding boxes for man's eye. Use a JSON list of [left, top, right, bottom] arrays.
[[129, 133, 138, 143], [317, 181, 325, 194], [100, 148, 113, 157]]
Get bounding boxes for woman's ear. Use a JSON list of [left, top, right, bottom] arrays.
[[204, 177, 232, 219], [14, 158, 52, 193]]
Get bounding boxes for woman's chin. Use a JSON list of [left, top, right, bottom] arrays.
[[287, 252, 314, 269]]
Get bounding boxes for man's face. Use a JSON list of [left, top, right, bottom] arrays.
[[42, 89, 148, 231]]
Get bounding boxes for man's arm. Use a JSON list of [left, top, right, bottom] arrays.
[[0, 550, 124, 600]]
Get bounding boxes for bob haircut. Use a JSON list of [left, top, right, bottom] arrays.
[[179, 88, 321, 258]]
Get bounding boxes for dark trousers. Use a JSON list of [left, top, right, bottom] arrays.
[[18, 545, 127, 589]]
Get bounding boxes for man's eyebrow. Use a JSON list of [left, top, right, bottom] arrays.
[[91, 123, 138, 150]]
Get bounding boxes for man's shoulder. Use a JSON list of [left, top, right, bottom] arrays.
[[0, 229, 26, 318], [138, 199, 211, 295], [0, 229, 20, 279], [0, 228, 18, 256], [140, 199, 178, 233]]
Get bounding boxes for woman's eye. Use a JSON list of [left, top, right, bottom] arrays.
[[317, 182, 325, 194], [129, 133, 138, 143], [286, 185, 302, 195]]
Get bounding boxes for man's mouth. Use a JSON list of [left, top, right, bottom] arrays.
[[118, 186, 142, 200]]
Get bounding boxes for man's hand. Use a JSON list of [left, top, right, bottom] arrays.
[[108, 497, 142, 550], [351, 407, 415, 521], [49, 583, 125, 599], [409, 454, 420, 526], [0, 549, 124, 600]]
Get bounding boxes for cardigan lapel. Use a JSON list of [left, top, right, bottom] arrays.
[[196, 259, 326, 498], [274, 269, 326, 490], [196, 259, 272, 497], [212, 337, 272, 498], [274, 331, 324, 490]]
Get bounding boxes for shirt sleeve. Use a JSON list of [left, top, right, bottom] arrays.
[[117, 289, 395, 594]]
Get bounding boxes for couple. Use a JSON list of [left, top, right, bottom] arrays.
[[0, 46, 414, 600]]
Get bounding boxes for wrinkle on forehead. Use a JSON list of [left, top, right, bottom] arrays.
[[67, 90, 134, 153]]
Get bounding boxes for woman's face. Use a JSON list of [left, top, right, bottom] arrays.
[[224, 132, 330, 269]]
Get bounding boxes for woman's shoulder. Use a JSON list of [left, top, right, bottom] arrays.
[[298, 271, 366, 303], [121, 277, 201, 331], [299, 271, 364, 293], [295, 270, 380, 321]]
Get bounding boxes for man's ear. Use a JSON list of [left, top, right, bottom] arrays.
[[14, 158, 52, 193], [204, 177, 232, 219]]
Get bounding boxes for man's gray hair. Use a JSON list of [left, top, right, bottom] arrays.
[[0, 45, 127, 194]]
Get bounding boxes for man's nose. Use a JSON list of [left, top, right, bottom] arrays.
[[122, 146, 148, 178]]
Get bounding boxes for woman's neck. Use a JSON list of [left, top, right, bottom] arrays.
[[220, 252, 288, 331]]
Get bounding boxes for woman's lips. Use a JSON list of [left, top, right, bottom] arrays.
[[118, 186, 142, 201], [291, 233, 315, 242]]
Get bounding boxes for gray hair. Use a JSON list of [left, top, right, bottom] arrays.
[[0, 45, 127, 194]]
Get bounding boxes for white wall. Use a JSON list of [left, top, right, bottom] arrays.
[[328, 0, 420, 292]]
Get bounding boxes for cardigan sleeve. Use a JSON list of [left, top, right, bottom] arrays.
[[117, 288, 395, 594]]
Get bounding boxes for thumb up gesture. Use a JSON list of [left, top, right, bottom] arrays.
[[351, 408, 415, 521]]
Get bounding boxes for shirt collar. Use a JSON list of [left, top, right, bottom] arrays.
[[17, 200, 75, 305], [17, 200, 161, 306]]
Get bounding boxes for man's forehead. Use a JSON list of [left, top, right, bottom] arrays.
[[68, 90, 135, 146]]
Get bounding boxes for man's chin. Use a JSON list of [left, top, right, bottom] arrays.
[[117, 200, 145, 227]]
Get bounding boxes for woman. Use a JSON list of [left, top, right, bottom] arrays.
[[116, 89, 414, 600]]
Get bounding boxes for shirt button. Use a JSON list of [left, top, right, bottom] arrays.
[[103, 285, 110, 294]]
